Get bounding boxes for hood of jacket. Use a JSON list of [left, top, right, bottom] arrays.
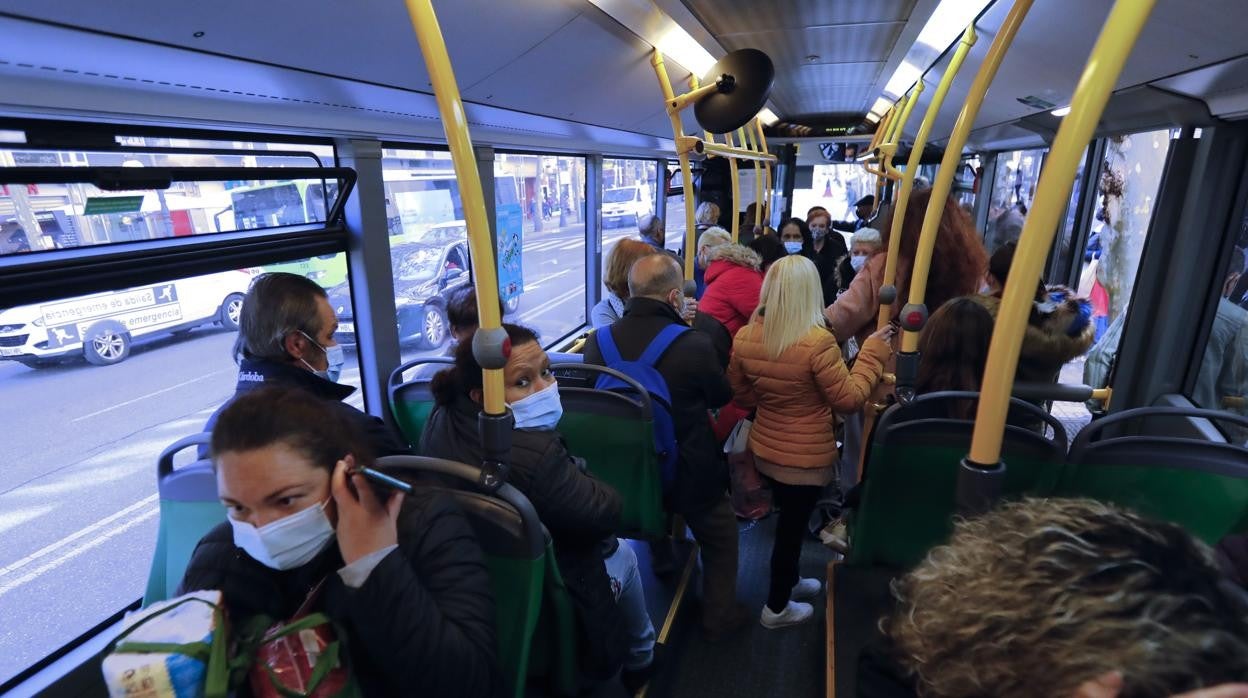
[[972, 285, 1095, 368], [705, 245, 761, 283]]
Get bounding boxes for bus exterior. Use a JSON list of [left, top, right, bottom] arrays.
[[227, 181, 348, 286]]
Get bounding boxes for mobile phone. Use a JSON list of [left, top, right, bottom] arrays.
[[353, 466, 414, 495]]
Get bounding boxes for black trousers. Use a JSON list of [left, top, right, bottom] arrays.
[[766, 479, 824, 612]]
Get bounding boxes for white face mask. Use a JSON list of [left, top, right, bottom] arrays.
[[850, 254, 868, 272], [298, 331, 345, 383], [230, 498, 335, 571], [508, 380, 564, 430], [783, 240, 803, 255]]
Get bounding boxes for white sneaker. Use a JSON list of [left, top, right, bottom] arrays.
[[791, 577, 822, 601], [760, 601, 814, 629]]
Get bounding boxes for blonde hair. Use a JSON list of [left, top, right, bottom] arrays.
[[696, 226, 731, 253], [695, 201, 721, 226], [754, 255, 826, 359]]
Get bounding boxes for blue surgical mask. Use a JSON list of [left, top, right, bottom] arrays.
[[230, 498, 335, 571], [508, 380, 563, 431], [850, 254, 868, 272], [784, 241, 803, 255], [299, 331, 345, 382]]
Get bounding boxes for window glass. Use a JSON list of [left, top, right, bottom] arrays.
[[665, 165, 688, 255], [0, 255, 359, 686], [0, 142, 339, 256], [601, 158, 657, 282], [494, 153, 587, 346], [791, 163, 879, 249], [1048, 148, 1090, 287], [984, 148, 1045, 253], [1082, 129, 1174, 402], [952, 155, 982, 213], [1192, 210, 1248, 424]]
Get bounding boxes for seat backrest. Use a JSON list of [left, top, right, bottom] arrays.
[[527, 540, 580, 697], [376, 456, 544, 698], [387, 356, 455, 450], [551, 362, 666, 538], [849, 391, 1066, 570], [1060, 406, 1248, 543], [144, 433, 224, 607]]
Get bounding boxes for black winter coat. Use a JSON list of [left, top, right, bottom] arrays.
[[203, 358, 410, 458], [812, 234, 850, 306], [583, 297, 734, 515], [420, 394, 628, 677], [178, 489, 503, 698]]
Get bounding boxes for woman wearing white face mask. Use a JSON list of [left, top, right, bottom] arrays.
[[179, 386, 502, 697], [832, 227, 883, 298], [422, 324, 659, 691]]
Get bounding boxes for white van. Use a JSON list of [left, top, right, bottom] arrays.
[[0, 270, 254, 368], [602, 185, 653, 228]]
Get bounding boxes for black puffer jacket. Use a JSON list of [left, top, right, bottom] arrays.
[[179, 489, 502, 698], [420, 393, 627, 677], [203, 358, 410, 458], [583, 297, 734, 516]]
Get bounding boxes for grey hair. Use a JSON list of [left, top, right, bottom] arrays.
[[637, 213, 662, 238], [852, 227, 882, 247], [233, 272, 327, 363], [695, 201, 721, 226], [628, 253, 682, 300]]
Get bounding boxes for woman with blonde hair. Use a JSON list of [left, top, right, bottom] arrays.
[[728, 255, 894, 628], [694, 226, 732, 297], [591, 238, 654, 328]]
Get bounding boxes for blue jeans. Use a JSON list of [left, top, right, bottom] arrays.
[[603, 540, 656, 671]]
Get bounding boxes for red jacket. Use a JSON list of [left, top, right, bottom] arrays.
[[699, 247, 764, 337]]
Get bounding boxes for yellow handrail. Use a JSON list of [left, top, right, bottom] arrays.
[[969, 0, 1157, 467], [879, 86, 922, 181], [901, 1, 1034, 355], [728, 130, 741, 241], [652, 50, 698, 280], [742, 122, 763, 227], [754, 118, 772, 227], [403, 0, 504, 415]]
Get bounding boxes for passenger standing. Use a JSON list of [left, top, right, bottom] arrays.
[[583, 254, 749, 642], [778, 217, 815, 259], [421, 325, 657, 689], [694, 226, 732, 298], [832, 195, 876, 233], [592, 238, 655, 329], [181, 386, 502, 698], [203, 272, 408, 457], [693, 203, 724, 296], [729, 256, 894, 627], [807, 208, 850, 305], [833, 227, 882, 298], [749, 234, 786, 274], [699, 243, 764, 338]]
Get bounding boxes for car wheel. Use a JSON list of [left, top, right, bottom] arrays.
[[417, 304, 448, 349], [504, 294, 521, 315], [219, 293, 245, 331], [83, 321, 131, 366]]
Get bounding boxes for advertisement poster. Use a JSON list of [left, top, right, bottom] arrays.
[[496, 202, 524, 302]]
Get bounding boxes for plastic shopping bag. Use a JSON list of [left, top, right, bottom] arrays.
[[103, 590, 228, 698]]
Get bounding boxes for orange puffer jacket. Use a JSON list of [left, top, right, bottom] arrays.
[[728, 321, 890, 484]]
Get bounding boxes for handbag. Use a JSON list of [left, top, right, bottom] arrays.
[[724, 418, 771, 520]]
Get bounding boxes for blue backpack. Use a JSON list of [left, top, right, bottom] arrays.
[[593, 323, 689, 490]]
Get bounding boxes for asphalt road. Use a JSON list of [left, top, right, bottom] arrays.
[[0, 221, 627, 684]]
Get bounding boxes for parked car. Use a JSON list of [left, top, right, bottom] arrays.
[[328, 239, 519, 350], [602, 185, 652, 228], [0, 270, 254, 368]]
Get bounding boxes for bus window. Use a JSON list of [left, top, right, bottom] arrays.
[[985, 148, 1045, 253], [602, 159, 657, 281], [1191, 210, 1248, 433], [231, 182, 306, 229]]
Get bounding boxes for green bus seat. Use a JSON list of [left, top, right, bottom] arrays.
[[527, 540, 581, 697], [387, 356, 455, 450], [552, 362, 667, 539], [376, 455, 546, 698], [848, 391, 1067, 570], [1057, 406, 1248, 544], [143, 433, 225, 608]]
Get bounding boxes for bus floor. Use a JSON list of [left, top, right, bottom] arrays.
[[526, 515, 831, 698]]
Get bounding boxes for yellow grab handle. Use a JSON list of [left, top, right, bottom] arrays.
[[970, 0, 1157, 466], [652, 50, 698, 280], [901, 0, 1034, 353], [729, 130, 741, 242], [404, 0, 505, 415]]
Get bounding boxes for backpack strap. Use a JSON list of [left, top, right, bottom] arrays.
[[638, 323, 690, 366], [595, 326, 623, 365]]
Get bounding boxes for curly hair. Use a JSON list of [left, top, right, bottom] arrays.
[[887, 498, 1248, 698], [879, 187, 988, 313]]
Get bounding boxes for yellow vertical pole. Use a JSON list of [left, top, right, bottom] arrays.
[[754, 118, 772, 227], [403, 0, 504, 414], [728, 130, 741, 242], [743, 123, 763, 227], [901, 0, 1035, 354], [874, 24, 976, 332], [653, 50, 697, 280], [872, 82, 926, 329], [969, 0, 1157, 467]]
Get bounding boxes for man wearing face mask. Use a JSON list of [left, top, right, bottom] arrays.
[[422, 324, 658, 691], [203, 272, 409, 458], [583, 254, 749, 643]]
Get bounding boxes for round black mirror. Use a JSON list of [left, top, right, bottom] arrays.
[[693, 48, 775, 134]]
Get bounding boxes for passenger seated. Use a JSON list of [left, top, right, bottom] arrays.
[[915, 297, 995, 418], [204, 272, 408, 457], [420, 324, 657, 690], [445, 285, 506, 353], [867, 498, 1248, 698], [591, 238, 655, 329], [180, 386, 502, 698]]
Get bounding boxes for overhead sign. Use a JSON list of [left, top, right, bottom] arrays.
[[83, 196, 145, 215], [818, 142, 868, 163]]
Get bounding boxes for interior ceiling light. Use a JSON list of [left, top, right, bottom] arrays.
[[758, 108, 779, 126], [865, 112, 882, 123], [878, 0, 994, 100], [1050, 105, 1071, 117], [869, 96, 893, 117], [588, 0, 781, 124]]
